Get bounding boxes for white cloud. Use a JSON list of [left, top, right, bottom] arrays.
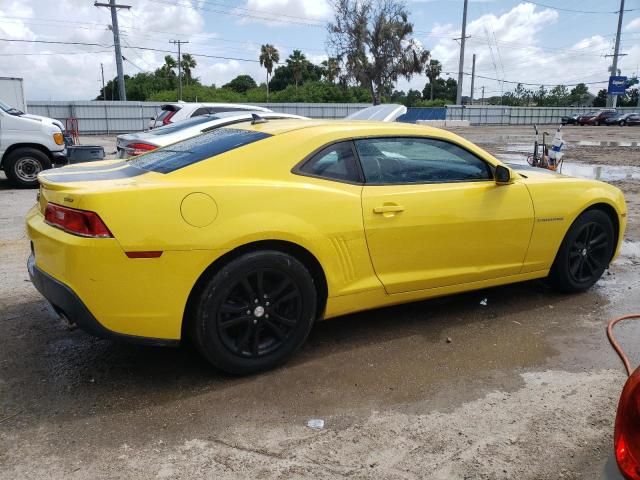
[[236, 0, 331, 26], [399, 3, 635, 98], [625, 17, 640, 32]]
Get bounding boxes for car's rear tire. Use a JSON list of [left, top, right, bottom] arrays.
[[548, 210, 615, 293], [4, 147, 51, 188], [192, 251, 318, 374], [621, 120, 627, 126]]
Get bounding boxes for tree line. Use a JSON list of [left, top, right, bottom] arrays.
[[97, 0, 637, 107]]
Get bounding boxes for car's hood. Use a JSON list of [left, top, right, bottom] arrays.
[[13, 113, 64, 131]]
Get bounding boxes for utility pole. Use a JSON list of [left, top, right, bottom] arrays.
[[456, 0, 469, 105], [170, 39, 189, 101], [469, 53, 476, 106], [95, 0, 130, 101], [481, 86, 485, 105], [100, 63, 106, 100], [607, 0, 625, 108]]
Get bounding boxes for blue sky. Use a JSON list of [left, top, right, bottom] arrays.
[[1, 0, 639, 100]]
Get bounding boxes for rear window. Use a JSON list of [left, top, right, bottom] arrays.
[[129, 128, 271, 174], [148, 115, 219, 135]]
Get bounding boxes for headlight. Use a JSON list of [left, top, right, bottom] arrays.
[[53, 132, 64, 145]]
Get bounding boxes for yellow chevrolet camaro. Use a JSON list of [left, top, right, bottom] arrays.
[[26, 119, 626, 374]]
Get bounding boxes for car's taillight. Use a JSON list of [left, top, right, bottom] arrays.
[[162, 110, 177, 125], [615, 367, 640, 479], [44, 203, 113, 238], [128, 142, 157, 156]]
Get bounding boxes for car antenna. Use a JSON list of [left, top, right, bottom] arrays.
[[251, 113, 268, 125]]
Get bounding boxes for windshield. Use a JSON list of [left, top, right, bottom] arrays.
[[129, 127, 271, 174], [149, 115, 222, 135], [0, 98, 22, 114]]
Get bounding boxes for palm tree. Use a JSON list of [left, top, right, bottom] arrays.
[[321, 57, 340, 84], [287, 50, 307, 91], [162, 55, 177, 78], [259, 44, 280, 101], [425, 59, 442, 101], [180, 53, 197, 86]]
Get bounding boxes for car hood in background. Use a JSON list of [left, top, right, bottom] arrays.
[[345, 104, 407, 122]]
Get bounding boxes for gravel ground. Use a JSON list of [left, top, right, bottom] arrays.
[[1, 126, 639, 479]]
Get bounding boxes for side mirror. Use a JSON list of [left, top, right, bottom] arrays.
[[495, 165, 512, 184]]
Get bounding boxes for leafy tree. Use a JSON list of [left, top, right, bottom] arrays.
[[547, 85, 570, 106], [405, 89, 422, 107], [425, 59, 442, 101], [321, 57, 341, 83], [160, 55, 177, 78], [180, 53, 197, 86], [223, 75, 258, 93], [533, 85, 547, 106], [287, 50, 307, 90], [269, 58, 323, 92], [569, 83, 590, 106], [328, 0, 430, 104], [422, 77, 457, 103], [619, 88, 639, 107], [592, 89, 607, 107], [259, 44, 280, 100]]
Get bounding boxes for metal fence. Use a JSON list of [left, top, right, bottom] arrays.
[[25, 101, 640, 133], [26, 101, 371, 134], [445, 105, 639, 125]]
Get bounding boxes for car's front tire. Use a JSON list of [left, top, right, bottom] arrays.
[[4, 147, 51, 188], [192, 251, 318, 374], [548, 210, 615, 293]]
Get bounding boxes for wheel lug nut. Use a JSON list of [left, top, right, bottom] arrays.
[[265, 302, 270, 306], [265, 314, 269, 319], [263, 294, 268, 298], [246, 310, 251, 315], [254, 299, 259, 304], [253, 319, 258, 324]]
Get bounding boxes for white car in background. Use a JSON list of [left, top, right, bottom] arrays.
[[120, 112, 308, 158], [149, 102, 272, 129], [122, 104, 408, 158]]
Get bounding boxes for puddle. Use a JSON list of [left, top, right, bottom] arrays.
[[499, 153, 640, 181], [576, 141, 639, 148], [617, 241, 640, 265]]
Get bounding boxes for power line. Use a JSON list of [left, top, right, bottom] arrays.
[[521, 0, 636, 14]]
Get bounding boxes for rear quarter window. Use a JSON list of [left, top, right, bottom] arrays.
[[129, 128, 271, 174]]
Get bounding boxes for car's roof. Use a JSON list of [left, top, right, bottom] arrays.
[[225, 118, 447, 138]]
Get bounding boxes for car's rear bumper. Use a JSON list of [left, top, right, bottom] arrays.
[[28, 253, 178, 347]]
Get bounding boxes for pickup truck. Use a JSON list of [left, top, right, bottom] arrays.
[[0, 98, 67, 188]]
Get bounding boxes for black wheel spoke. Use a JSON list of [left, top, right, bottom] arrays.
[[269, 311, 297, 327], [272, 290, 299, 308], [219, 314, 252, 330], [251, 324, 262, 358], [264, 320, 286, 340], [241, 278, 256, 301], [256, 270, 265, 299], [220, 302, 250, 314], [237, 324, 253, 352], [269, 278, 293, 301], [589, 232, 607, 248]]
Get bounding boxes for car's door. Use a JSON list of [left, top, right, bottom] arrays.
[[358, 137, 535, 294]]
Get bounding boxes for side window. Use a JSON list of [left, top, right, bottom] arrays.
[[191, 107, 211, 117], [298, 142, 361, 183], [354, 137, 493, 184]]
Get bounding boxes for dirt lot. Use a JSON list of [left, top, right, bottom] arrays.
[[1, 126, 639, 479]]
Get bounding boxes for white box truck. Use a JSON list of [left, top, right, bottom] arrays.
[[0, 77, 67, 188]]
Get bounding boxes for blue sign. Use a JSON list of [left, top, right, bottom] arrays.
[[608, 76, 627, 95]]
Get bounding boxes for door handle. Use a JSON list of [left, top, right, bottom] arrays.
[[373, 205, 405, 214]]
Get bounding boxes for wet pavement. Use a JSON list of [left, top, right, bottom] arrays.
[[1, 127, 639, 479]]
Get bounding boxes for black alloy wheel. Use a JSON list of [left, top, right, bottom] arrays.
[[567, 222, 610, 284], [193, 251, 317, 374], [217, 268, 302, 359], [548, 210, 614, 293]]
